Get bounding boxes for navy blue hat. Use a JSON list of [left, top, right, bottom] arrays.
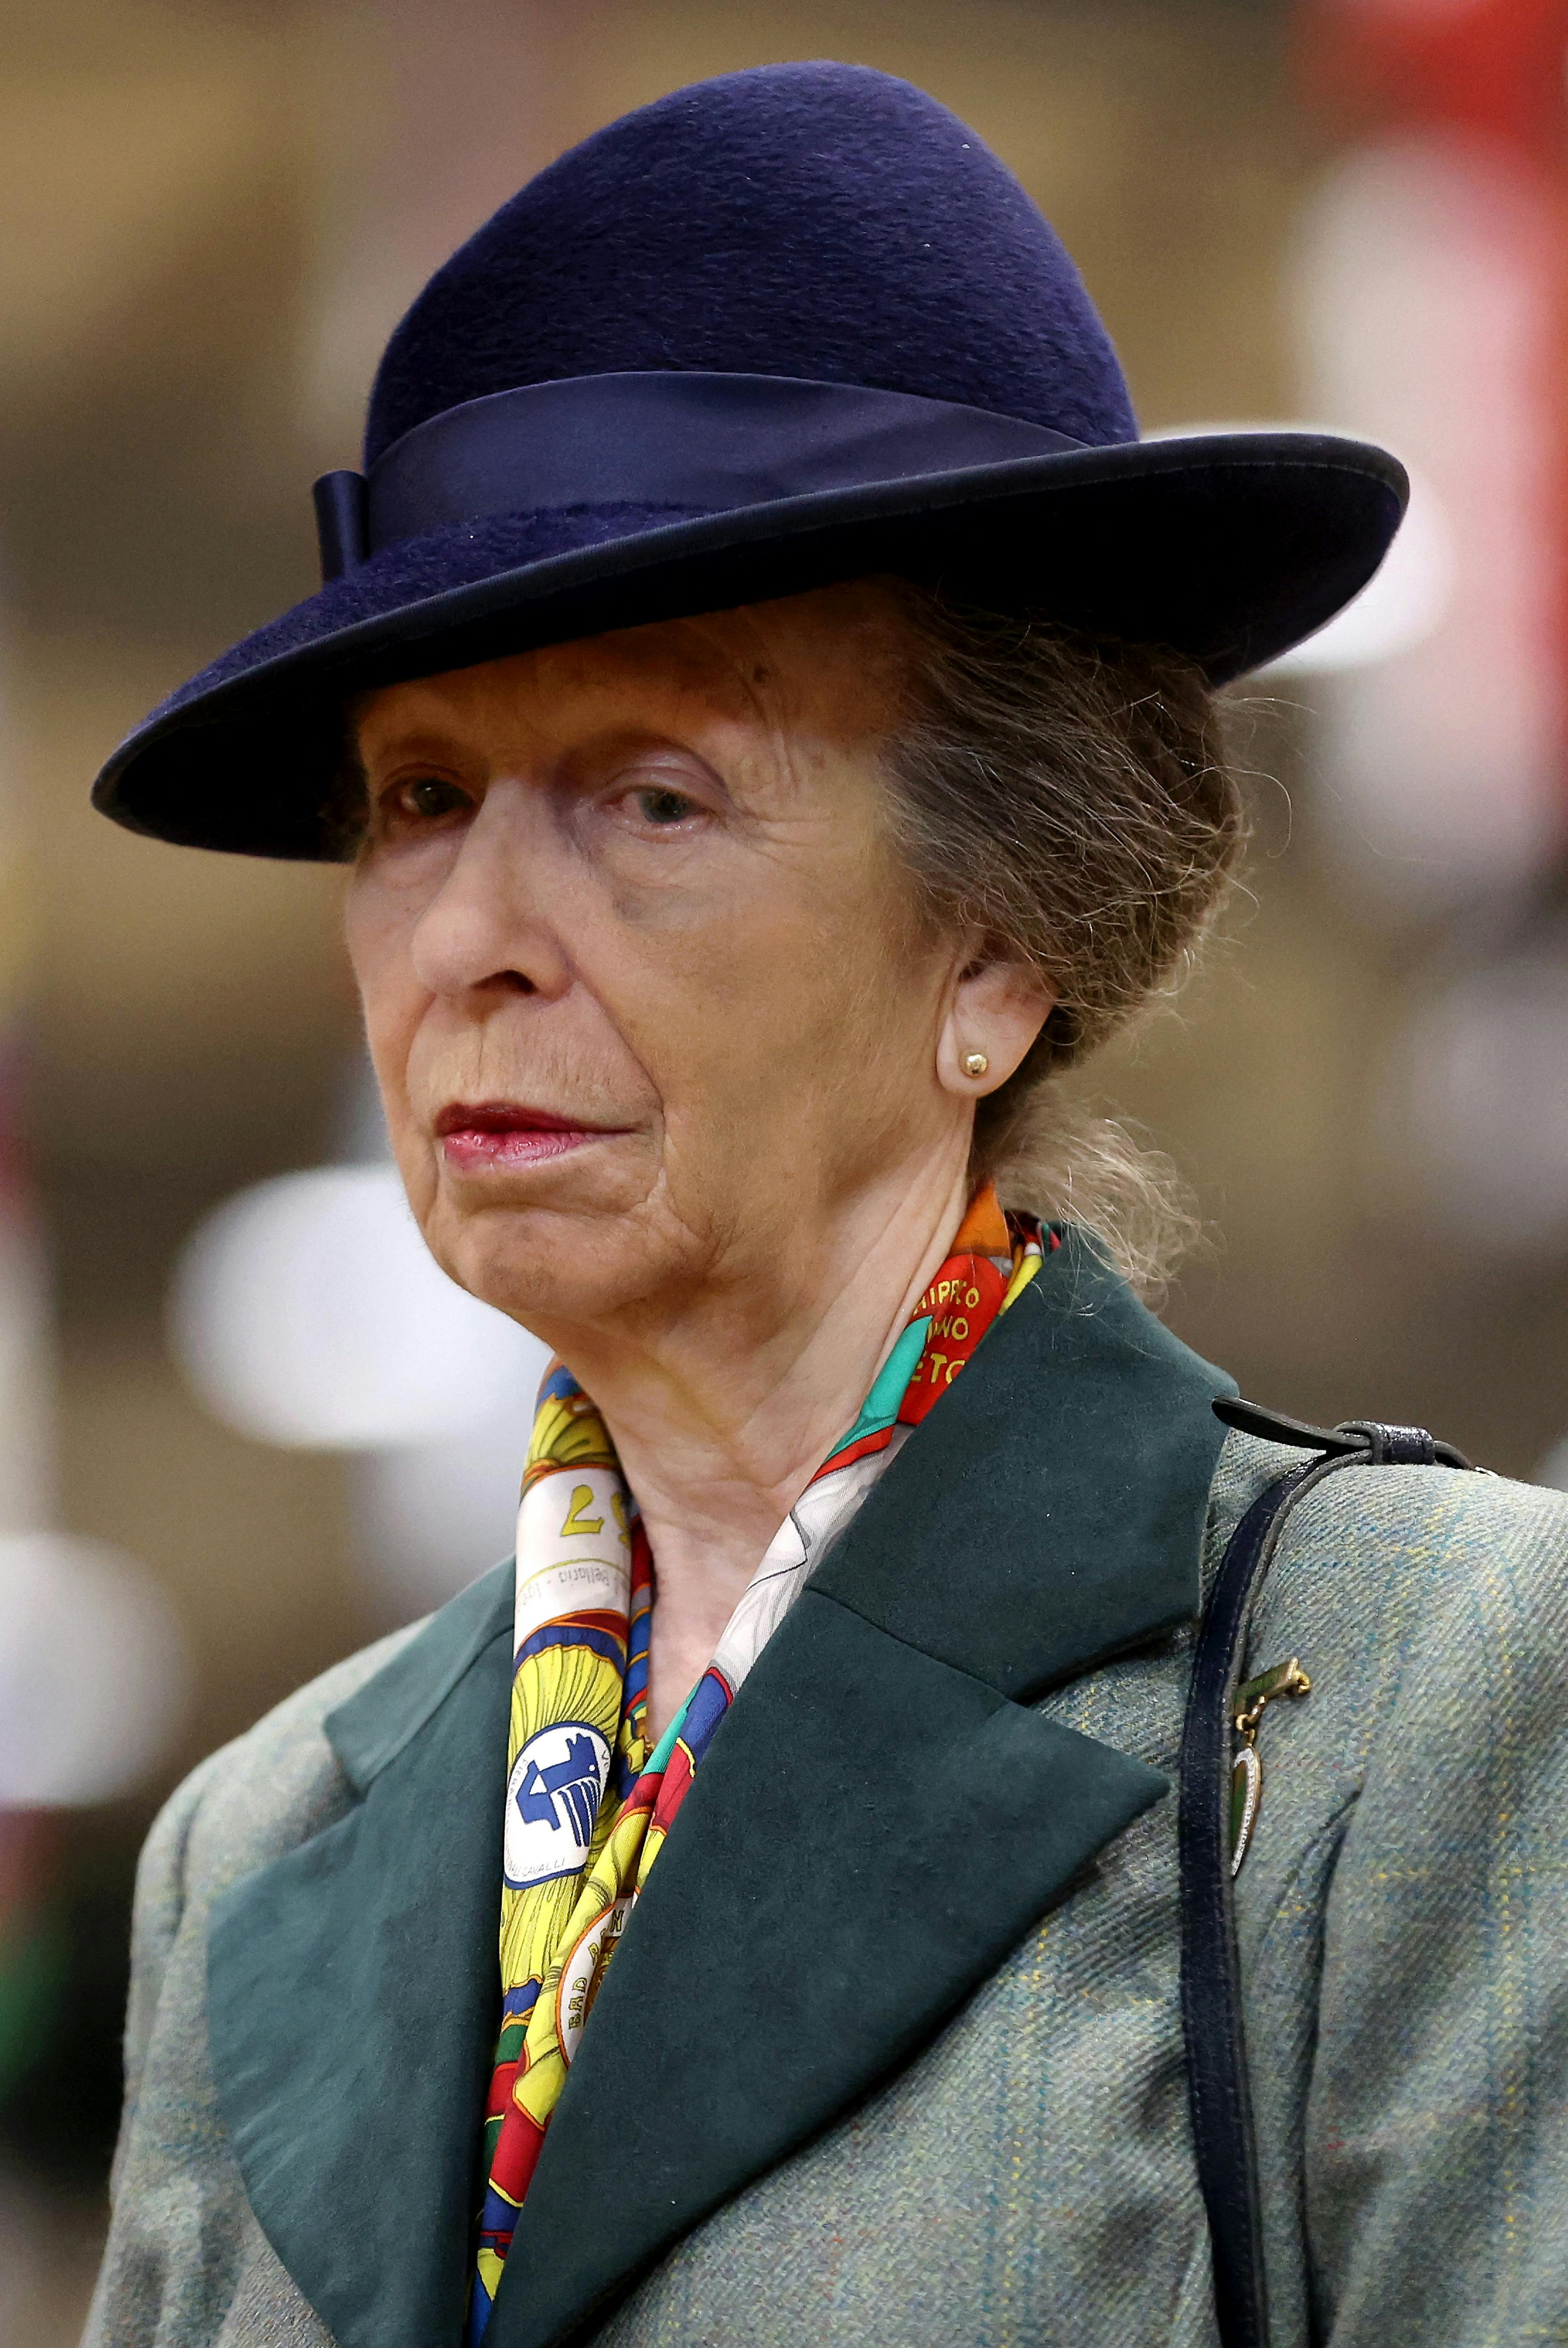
[[93, 61, 1404, 860]]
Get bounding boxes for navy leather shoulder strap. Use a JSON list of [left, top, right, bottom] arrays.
[[1180, 1405, 1473, 2348]]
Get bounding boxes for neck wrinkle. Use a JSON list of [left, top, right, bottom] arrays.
[[529, 1148, 974, 1739]]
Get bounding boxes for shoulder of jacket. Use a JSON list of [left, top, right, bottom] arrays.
[[1211, 1421, 1568, 1554], [1202, 1426, 1303, 1582], [1218, 1430, 1568, 1953], [148, 1616, 427, 1915], [1208, 1421, 1568, 1660]]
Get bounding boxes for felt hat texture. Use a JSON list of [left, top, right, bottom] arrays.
[[93, 60, 1405, 860]]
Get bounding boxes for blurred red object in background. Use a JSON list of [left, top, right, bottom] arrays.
[[1302, 0, 1568, 155]]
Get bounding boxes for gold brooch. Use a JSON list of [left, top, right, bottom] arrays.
[[1230, 1656, 1312, 1878]]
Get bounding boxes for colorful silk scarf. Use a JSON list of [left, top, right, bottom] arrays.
[[468, 1187, 1050, 2340]]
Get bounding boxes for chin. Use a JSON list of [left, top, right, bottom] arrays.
[[448, 1231, 655, 1335], [423, 1182, 670, 1335]]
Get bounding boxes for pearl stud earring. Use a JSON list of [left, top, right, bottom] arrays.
[[961, 1051, 990, 1078]]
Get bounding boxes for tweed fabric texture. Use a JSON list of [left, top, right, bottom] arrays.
[[83, 1636, 413, 2348], [1238, 1450, 1568, 2344], [85, 1433, 1568, 2346]]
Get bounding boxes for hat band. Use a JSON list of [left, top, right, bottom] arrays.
[[312, 371, 1094, 583]]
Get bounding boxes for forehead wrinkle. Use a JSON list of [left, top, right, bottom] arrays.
[[351, 584, 912, 777], [686, 591, 909, 740], [536, 585, 912, 747], [535, 620, 768, 730], [678, 596, 912, 841], [354, 629, 764, 767]]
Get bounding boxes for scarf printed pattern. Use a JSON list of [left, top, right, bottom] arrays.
[[467, 1188, 1050, 2340]]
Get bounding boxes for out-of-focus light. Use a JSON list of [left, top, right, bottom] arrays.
[[1277, 462, 1456, 672], [1390, 954, 1568, 1245], [172, 1164, 546, 1450], [0, 1536, 188, 1805], [1288, 136, 1566, 902]]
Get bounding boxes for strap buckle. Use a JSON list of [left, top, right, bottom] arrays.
[[1213, 1396, 1472, 1471]]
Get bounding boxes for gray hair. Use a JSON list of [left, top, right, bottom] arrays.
[[882, 584, 1245, 1296]]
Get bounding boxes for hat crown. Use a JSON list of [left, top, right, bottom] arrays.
[[366, 61, 1137, 467]]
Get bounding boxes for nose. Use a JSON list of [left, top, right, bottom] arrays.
[[408, 777, 573, 1003]]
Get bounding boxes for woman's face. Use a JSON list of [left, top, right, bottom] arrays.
[[345, 583, 983, 1335]]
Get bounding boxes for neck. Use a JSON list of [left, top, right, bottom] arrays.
[[534, 1147, 974, 1739]]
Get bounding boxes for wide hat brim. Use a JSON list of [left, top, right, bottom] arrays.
[[93, 429, 1405, 860]]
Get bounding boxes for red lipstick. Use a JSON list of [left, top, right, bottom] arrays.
[[435, 1100, 622, 1174]]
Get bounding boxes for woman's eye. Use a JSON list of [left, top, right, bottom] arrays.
[[391, 775, 470, 824], [633, 785, 698, 827]]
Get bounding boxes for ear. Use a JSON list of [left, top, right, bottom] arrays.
[[936, 952, 1055, 1099]]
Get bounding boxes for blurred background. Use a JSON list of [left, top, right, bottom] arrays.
[[7, 0, 1568, 2332]]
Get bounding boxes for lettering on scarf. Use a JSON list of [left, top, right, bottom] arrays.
[[555, 1897, 632, 2064]]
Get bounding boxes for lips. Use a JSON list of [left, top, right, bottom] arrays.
[[435, 1100, 623, 1173]]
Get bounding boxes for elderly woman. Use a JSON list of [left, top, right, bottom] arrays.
[[85, 60, 1568, 2348]]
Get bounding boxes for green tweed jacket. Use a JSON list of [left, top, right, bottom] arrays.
[[84, 1240, 1568, 2348]]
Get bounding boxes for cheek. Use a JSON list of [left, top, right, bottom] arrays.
[[609, 855, 936, 1136], [344, 880, 425, 1129]]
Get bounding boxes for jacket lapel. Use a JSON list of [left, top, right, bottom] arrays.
[[206, 1558, 516, 2348], [491, 1232, 1232, 2348]]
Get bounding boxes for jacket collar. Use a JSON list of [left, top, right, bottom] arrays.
[[808, 1225, 1229, 1695], [207, 1560, 515, 2348], [207, 1230, 1231, 2348]]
